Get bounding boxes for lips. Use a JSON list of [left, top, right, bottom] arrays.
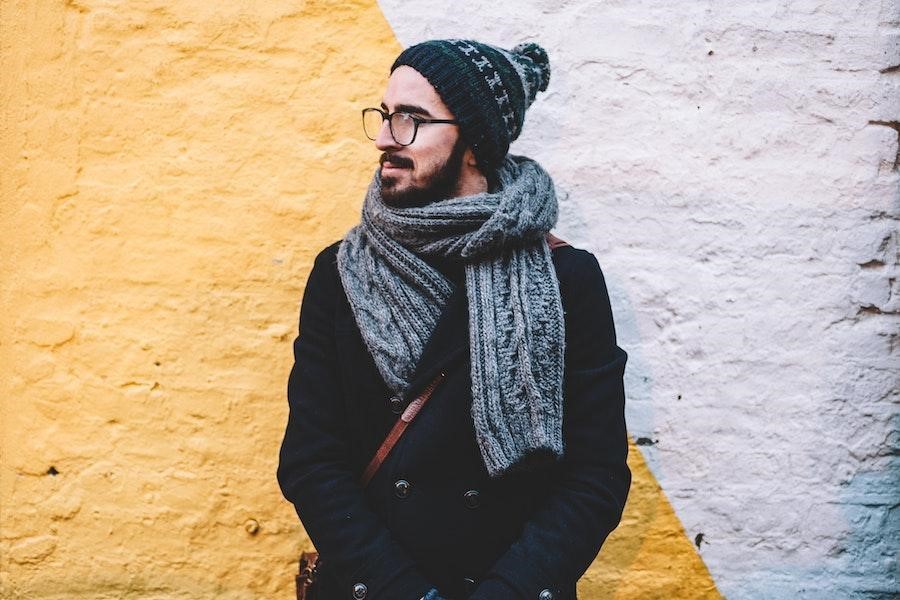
[[380, 153, 413, 170]]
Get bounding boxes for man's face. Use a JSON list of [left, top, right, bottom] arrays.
[[375, 65, 466, 208]]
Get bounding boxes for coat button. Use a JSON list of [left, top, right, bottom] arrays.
[[538, 589, 554, 600], [463, 489, 480, 509], [462, 577, 477, 594], [352, 582, 368, 598], [389, 396, 403, 414], [394, 479, 411, 499]]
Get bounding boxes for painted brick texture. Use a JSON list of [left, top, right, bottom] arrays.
[[1, 1, 400, 598], [1, 0, 897, 598]]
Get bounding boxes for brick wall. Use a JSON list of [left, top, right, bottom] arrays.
[[1, 0, 895, 598]]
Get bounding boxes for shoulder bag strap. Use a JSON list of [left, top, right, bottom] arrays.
[[360, 372, 447, 487], [546, 232, 570, 250]]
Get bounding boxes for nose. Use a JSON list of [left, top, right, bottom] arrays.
[[374, 117, 401, 152]]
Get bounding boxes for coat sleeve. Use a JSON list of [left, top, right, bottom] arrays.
[[470, 249, 631, 600], [277, 245, 434, 600]]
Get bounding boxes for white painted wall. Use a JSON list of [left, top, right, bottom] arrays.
[[378, 1, 899, 597]]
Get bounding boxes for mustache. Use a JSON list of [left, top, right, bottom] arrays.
[[380, 153, 413, 169]]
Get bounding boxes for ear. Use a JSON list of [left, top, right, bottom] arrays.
[[460, 146, 487, 184], [462, 146, 479, 169], [456, 145, 489, 196]]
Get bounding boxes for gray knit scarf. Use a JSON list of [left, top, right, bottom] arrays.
[[337, 155, 565, 477]]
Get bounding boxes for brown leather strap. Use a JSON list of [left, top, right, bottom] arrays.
[[296, 551, 319, 600], [546, 232, 570, 250], [360, 372, 446, 487]]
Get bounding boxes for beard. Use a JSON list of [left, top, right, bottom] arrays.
[[380, 137, 468, 208]]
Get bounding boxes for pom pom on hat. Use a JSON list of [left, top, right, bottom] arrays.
[[512, 42, 551, 93]]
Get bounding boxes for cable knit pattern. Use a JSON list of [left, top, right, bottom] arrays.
[[337, 155, 565, 477]]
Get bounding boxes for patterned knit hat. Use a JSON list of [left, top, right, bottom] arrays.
[[390, 39, 551, 171]]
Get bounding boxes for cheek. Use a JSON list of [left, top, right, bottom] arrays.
[[410, 138, 454, 179], [406, 152, 432, 183]]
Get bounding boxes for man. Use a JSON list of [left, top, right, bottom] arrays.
[[278, 39, 630, 600]]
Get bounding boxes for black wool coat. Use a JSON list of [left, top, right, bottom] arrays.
[[277, 240, 630, 600]]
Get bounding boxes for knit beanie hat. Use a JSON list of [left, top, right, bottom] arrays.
[[390, 39, 551, 171]]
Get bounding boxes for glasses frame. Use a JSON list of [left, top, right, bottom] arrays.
[[362, 107, 459, 146]]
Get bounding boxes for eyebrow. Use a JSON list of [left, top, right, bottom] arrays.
[[380, 101, 434, 117]]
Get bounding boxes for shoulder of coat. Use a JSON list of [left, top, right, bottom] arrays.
[[550, 242, 606, 290], [314, 239, 344, 266]]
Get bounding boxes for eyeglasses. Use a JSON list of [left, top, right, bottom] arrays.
[[362, 107, 458, 146]]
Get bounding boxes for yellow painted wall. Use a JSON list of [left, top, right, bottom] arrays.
[[0, 1, 719, 597], [582, 442, 720, 599]]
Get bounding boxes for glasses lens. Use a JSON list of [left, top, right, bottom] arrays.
[[390, 112, 416, 145], [363, 109, 384, 141]]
